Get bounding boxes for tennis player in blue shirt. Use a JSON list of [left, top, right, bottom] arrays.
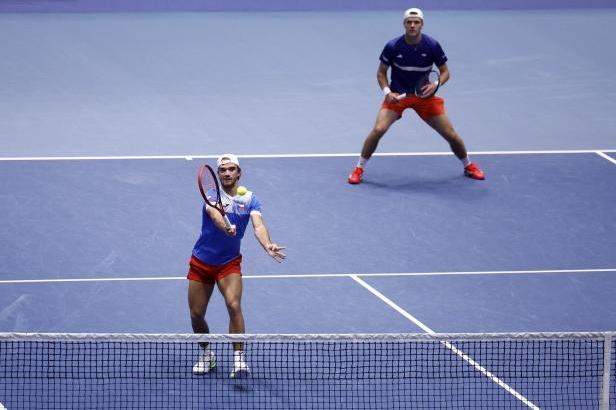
[[348, 8, 485, 184], [188, 154, 285, 378]]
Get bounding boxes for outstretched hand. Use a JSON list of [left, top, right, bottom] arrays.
[[266, 243, 286, 263]]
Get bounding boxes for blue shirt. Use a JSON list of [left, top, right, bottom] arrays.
[[192, 190, 262, 265], [379, 34, 447, 94]]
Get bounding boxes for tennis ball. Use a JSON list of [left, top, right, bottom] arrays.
[[237, 186, 247, 196]]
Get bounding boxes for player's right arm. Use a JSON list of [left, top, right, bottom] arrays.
[[377, 62, 400, 103], [205, 205, 236, 237]]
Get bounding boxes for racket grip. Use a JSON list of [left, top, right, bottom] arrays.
[[396, 93, 407, 100], [223, 214, 232, 228]]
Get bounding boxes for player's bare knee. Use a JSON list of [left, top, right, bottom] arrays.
[[373, 125, 389, 136], [226, 299, 242, 315], [189, 306, 206, 320]]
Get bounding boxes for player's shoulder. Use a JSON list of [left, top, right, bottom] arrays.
[[244, 191, 263, 214], [234, 191, 261, 206], [421, 33, 441, 48], [385, 35, 406, 49], [248, 192, 262, 207]]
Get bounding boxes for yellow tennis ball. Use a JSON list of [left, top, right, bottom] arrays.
[[237, 186, 247, 196]]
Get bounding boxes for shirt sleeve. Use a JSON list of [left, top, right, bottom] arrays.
[[433, 41, 448, 66], [249, 194, 262, 215], [379, 42, 394, 66]]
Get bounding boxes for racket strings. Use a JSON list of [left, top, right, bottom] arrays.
[[414, 69, 440, 98], [427, 70, 439, 85], [199, 167, 221, 207]]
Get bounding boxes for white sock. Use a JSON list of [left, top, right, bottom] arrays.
[[461, 157, 471, 167], [357, 157, 369, 168]]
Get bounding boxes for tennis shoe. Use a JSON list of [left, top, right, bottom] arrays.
[[192, 350, 216, 374], [464, 163, 485, 180], [348, 167, 364, 184], [230, 352, 250, 379]]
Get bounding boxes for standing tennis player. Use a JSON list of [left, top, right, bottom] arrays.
[[188, 154, 285, 378], [348, 8, 485, 184]]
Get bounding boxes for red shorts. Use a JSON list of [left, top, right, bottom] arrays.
[[382, 95, 445, 120], [187, 255, 242, 284]]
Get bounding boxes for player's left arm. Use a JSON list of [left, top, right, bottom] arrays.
[[436, 63, 450, 86], [251, 213, 286, 262]]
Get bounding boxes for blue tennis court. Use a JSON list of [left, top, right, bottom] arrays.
[[1, 2, 615, 408]]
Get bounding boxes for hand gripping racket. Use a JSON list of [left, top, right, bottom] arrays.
[[396, 69, 440, 100], [197, 164, 232, 228]]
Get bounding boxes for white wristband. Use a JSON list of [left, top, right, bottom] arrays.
[[382, 86, 391, 96]]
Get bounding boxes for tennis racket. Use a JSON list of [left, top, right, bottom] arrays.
[[197, 164, 232, 228], [396, 69, 440, 100]]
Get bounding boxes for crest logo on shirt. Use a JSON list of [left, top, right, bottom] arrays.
[[396, 54, 403, 58], [233, 196, 248, 213]]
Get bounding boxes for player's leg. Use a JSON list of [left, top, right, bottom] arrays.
[[188, 279, 215, 335], [217, 273, 250, 377], [424, 114, 467, 158], [349, 108, 400, 184], [188, 279, 216, 374], [424, 114, 485, 180], [361, 108, 400, 159], [217, 273, 245, 348]]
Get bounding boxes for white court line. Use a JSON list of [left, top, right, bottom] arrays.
[[349, 275, 540, 409], [0, 267, 614, 284], [1, 149, 615, 161], [596, 151, 616, 166]]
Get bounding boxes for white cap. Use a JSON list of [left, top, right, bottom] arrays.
[[403, 8, 424, 21], [216, 153, 240, 168]]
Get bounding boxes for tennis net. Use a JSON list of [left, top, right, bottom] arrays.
[[0, 332, 614, 409]]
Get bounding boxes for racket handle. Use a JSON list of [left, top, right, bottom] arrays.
[[396, 93, 407, 100], [223, 214, 232, 228]]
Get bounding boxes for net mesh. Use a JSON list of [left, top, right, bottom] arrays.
[[611, 336, 616, 409], [0, 332, 613, 409]]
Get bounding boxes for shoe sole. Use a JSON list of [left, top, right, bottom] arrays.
[[464, 172, 485, 180]]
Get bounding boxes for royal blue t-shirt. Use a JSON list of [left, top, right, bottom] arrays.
[[379, 33, 447, 94], [192, 190, 262, 265]]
